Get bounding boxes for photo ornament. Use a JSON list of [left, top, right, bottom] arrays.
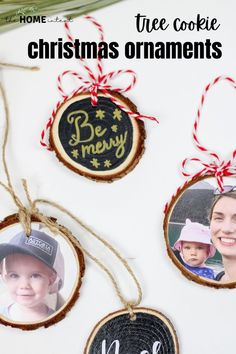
[[164, 176, 236, 288], [0, 214, 85, 330]]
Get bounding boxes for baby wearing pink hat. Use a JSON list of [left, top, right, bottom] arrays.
[[174, 219, 216, 280]]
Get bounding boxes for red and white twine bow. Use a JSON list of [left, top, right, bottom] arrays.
[[57, 68, 138, 106], [181, 76, 236, 192], [41, 16, 158, 150]]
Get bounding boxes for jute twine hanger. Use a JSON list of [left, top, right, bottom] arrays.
[[0, 64, 142, 319], [0, 62, 39, 71]]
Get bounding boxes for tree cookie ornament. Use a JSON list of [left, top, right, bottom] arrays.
[[85, 308, 179, 354], [41, 16, 157, 182], [0, 214, 85, 330], [164, 76, 236, 289]]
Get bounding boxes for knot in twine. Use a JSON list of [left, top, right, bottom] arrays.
[[57, 68, 139, 110], [182, 76, 236, 192], [126, 301, 137, 321], [18, 206, 32, 236], [16, 179, 60, 236], [182, 154, 236, 192]]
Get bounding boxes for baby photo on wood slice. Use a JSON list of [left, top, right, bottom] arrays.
[[0, 217, 84, 329]]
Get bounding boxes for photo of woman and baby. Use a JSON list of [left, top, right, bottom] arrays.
[[0, 223, 80, 325], [168, 180, 236, 283]]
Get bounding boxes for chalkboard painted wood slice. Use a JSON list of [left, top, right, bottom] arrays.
[[84, 307, 179, 354], [50, 91, 146, 182]]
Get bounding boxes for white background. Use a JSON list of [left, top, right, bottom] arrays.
[[1, 0, 236, 353]]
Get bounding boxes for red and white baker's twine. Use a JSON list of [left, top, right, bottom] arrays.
[[181, 76, 236, 193], [41, 16, 158, 150]]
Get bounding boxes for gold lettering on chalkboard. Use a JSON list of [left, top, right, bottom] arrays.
[[95, 125, 107, 137], [104, 160, 112, 168], [66, 109, 129, 163], [67, 110, 94, 145], [81, 131, 128, 159]]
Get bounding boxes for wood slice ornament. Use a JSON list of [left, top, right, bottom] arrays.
[[0, 214, 85, 330], [41, 16, 157, 182], [50, 92, 145, 181], [85, 308, 179, 354], [164, 76, 236, 289]]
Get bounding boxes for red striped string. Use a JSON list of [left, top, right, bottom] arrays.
[[181, 76, 236, 192], [41, 16, 158, 150]]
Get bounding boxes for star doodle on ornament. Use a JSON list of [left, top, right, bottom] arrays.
[[111, 124, 118, 133], [90, 158, 100, 168], [96, 109, 106, 120], [113, 108, 122, 121], [71, 149, 79, 159], [104, 160, 112, 168]]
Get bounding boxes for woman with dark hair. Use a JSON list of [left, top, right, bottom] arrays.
[[209, 186, 236, 282]]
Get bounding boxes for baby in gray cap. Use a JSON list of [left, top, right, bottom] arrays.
[[0, 229, 64, 323]]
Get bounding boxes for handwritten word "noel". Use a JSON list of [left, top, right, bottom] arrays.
[[101, 339, 162, 354]]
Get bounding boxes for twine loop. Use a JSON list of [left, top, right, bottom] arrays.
[[183, 76, 236, 191]]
